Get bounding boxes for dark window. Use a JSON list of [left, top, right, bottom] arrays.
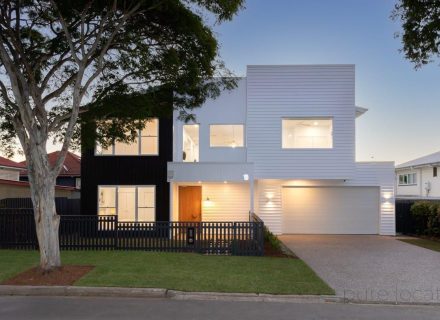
[[434, 167, 437, 177]]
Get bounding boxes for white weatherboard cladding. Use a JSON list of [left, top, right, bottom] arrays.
[[255, 162, 396, 236], [202, 183, 250, 222], [173, 79, 247, 163], [246, 65, 356, 179]]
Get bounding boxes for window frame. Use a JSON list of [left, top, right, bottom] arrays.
[[182, 123, 200, 162], [209, 123, 245, 148], [97, 185, 156, 222], [398, 173, 417, 186], [281, 117, 334, 150], [94, 119, 159, 156]]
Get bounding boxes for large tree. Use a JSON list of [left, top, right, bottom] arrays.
[[0, 0, 243, 271], [393, 0, 440, 68]]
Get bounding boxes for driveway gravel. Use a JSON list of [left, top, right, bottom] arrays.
[[280, 235, 440, 303]]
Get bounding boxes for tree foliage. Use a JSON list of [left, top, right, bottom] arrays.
[[393, 0, 440, 68], [0, 0, 243, 157], [0, 0, 243, 270]]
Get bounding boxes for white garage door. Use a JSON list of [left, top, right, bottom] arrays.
[[282, 187, 380, 234]]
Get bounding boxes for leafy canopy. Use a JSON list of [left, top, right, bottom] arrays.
[[393, 0, 440, 68], [0, 0, 244, 155]]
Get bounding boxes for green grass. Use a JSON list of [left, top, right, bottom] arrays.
[[399, 238, 440, 252], [0, 250, 333, 295]]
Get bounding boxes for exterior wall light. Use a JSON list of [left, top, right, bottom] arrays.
[[203, 197, 213, 207]]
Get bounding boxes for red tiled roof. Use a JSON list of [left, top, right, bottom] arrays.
[[0, 156, 25, 169], [0, 179, 76, 191], [20, 151, 81, 177]]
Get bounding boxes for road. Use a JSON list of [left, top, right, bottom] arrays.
[[0, 296, 439, 320]]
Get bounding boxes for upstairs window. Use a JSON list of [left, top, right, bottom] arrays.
[[282, 118, 333, 149], [183, 124, 199, 162], [95, 119, 159, 156], [398, 173, 417, 185], [210, 124, 244, 148]]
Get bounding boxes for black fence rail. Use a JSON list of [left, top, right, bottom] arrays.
[[0, 198, 80, 215], [0, 214, 264, 256]]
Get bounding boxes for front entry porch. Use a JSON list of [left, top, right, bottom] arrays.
[[171, 182, 252, 223]]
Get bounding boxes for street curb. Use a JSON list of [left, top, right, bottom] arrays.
[[0, 285, 339, 303], [1, 285, 440, 306], [0, 285, 166, 298]]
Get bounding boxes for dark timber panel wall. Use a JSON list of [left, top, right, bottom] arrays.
[[81, 117, 172, 221]]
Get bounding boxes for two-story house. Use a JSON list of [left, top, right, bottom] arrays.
[[396, 151, 440, 199], [82, 65, 396, 235]]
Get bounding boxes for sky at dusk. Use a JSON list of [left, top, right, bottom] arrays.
[[212, 0, 440, 165]]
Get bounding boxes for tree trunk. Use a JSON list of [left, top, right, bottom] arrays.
[[30, 174, 61, 271]]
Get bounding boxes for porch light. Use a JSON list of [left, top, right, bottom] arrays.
[[224, 180, 227, 184], [266, 192, 275, 203], [382, 192, 393, 200], [243, 174, 249, 181], [203, 197, 213, 207]]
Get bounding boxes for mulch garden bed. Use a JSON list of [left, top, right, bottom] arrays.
[[264, 242, 297, 259], [1, 265, 94, 286]]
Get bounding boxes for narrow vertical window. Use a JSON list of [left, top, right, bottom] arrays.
[[98, 187, 116, 215], [183, 124, 199, 162], [434, 167, 437, 177]]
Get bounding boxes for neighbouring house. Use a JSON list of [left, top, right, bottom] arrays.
[[0, 156, 24, 181], [20, 151, 81, 190], [81, 65, 395, 235], [0, 155, 76, 200], [395, 151, 440, 199]]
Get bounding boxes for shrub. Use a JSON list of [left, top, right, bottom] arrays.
[[410, 201, 440, 236], [264, 226, 282, 250]]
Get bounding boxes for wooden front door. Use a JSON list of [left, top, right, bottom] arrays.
[[179, 186, 202, 222]]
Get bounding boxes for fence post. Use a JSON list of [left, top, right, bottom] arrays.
[[232, 222, 237, 255], [114, 215, 118, 250]]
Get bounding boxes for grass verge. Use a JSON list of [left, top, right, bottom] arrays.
[[399, 238, 440, 252], [0, 250, 333, 295]]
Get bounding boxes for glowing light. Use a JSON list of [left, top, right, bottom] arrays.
[[243, 174, 249, 181], [313, 121, 319, 126]]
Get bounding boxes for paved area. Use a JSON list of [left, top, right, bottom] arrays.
[[0, 296, 439, 320], [280, 235, 440, 303]]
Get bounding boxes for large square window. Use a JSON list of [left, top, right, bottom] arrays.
[[210, 124, 244, 148], [98, 185, 156, 221], [282, 118, 333, 149], [95, 119, 159, 156]]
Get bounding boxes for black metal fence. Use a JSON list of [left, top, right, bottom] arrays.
[[0, 198, 80, 215], [0, 213, 264, 256]]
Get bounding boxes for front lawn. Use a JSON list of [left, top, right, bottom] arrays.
[[0, 250, 333, 295], [399, 238, 440, 252]]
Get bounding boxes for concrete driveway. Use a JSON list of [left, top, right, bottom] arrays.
[[279, 235, 440, 303]]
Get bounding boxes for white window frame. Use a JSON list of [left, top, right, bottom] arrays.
[[281, 117, 333, 149], [182, 123, 200, 162], [209, 124, 245, 148], [95, 119, 159, 156], [398, 173, 417, 186], [97, 185, 156, 221]]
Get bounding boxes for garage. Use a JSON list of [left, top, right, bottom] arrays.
[[282, 187, 380, 234]]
